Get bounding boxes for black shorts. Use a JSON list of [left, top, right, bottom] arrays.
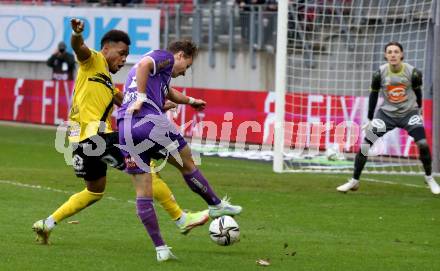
[[72, 132, 125, 181], [365, 109, 426, 144]]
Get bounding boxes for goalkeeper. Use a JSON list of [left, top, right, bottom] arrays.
[[337, 41, 440, 195]]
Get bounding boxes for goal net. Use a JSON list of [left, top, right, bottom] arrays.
[[274, 0, 435, 174]]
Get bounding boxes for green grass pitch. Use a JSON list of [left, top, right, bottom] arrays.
[[0, 124, 439, 271]]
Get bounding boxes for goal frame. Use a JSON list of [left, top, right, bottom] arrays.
[[273, 0, 440, 175]]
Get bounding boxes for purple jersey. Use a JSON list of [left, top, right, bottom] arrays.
[[117, 50, 174, 119]]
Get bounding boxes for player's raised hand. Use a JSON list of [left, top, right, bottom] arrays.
[[70, 17, 91, 61], [71, 18, 85, 34], [190, 98, 206, 111]]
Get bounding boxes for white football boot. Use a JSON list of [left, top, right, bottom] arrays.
[[156, 245, 178, 262], [336, 178, 360, 193], [208, 196, 242, 218], [424, 176, 440, 195]]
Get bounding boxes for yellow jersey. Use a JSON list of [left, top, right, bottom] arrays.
[[68, 50, 118, 142]]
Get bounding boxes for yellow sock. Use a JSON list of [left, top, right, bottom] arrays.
[[152, 171, 183, 221], [51, 188, 104, 223]]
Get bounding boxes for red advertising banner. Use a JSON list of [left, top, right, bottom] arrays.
[[0, 78, 432, 157], [0, 78, 74, 125], [169, 88, 433, 157]]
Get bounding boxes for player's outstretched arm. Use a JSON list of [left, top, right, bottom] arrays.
[[167, 87, 206, 111], [362, 70, 381, 131], [135, 57, 154, 96], [70, 18, 91, 62], [113, 91, 124, 107], [367, 70, 381, 120], [127, 57, 154, 114]]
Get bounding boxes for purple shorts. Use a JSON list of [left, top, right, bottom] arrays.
[[117, 116, 187, 174]]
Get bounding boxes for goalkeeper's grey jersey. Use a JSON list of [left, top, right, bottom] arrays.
[[374, 63, 418, 117]]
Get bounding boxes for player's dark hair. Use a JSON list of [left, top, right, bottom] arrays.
[[100, 30, 131, 49], [384, 41, 404, 60], [167, 40, 198, 59]]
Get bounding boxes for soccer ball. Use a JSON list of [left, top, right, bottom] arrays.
[[209, 215, 240, 246], [325, 143, 345, 161]]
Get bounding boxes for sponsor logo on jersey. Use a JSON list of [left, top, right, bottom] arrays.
[[386, 84, 408, 103], [157, 59, 170, 70], [162, 83, 169, 96], [408, 115, 423, 126]]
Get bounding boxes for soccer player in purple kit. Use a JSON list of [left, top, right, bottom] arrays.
[[32, 19, 210, 252], [117, 40, 242, 261], [337, 41, 440, 195]]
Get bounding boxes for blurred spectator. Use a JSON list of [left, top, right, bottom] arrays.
[[236, 0, 266, 42], [264, 0, 277, 52], [266, 0, 276, 11], [96, 0, 141, 6], [46, 42, 75, 80]]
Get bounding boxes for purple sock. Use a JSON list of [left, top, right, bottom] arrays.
[[136, 197, 164, 247], [183, 169, 221, 205]]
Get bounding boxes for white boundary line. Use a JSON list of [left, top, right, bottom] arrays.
[[0, 121, 58, 130], [1, 176, 428, 196], [0, 179, 136, 204], [2, 122, 438, 177], [325, 175, 427, 189], [362, 178, 426, 189]]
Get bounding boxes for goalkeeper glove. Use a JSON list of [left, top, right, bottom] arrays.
[[362, 120, 371, 132]]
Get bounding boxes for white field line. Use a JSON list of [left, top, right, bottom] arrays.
[[362, 178, 426, 189], [0, 121, 58, 130], [0, 179, 136, 204], [325, 175, 427, 189], [1, 175, 428, 198]]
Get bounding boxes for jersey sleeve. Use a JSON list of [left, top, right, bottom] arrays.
[[367, 69, 381, 120], [147, 51, 173, 76], [78, 50, 97, 70], [155, 54, 173, 74], [412, 68, 423, 108], [411, 68, 423, 89], [370, 69, 381, 92]]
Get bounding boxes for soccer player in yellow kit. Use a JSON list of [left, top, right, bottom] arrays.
[[32, 18, 208, 246]]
